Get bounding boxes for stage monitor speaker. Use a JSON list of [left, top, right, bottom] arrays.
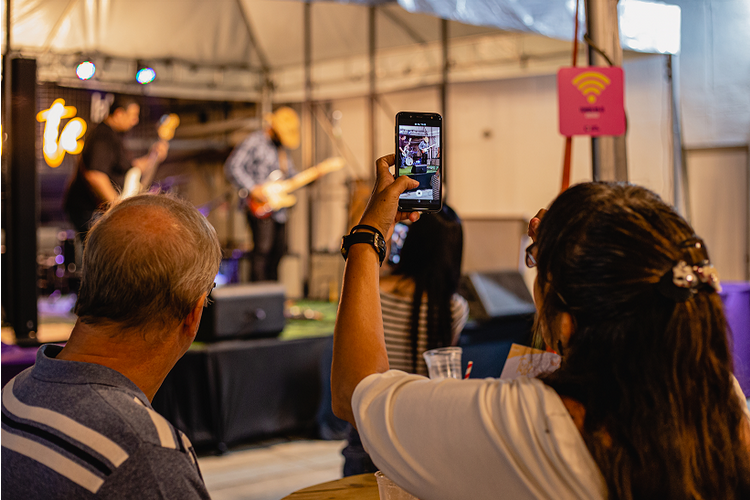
[[196, 282, 286, 342], [460, 271, 536, 321]]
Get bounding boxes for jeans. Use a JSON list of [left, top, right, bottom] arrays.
[[247, 213, 287, 282]]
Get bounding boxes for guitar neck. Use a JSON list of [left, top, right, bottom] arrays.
[[284, 167, 322, 193]]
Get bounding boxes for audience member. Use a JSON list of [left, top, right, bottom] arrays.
[[332, 155, 750, 500], [342, 204, 469, 476], [381, 205, 468, 375], [2, 194, 221, 499]]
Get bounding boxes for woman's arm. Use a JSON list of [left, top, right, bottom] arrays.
[[331, 155, 419, 425]]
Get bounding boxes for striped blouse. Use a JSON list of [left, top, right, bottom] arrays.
[[381, 289, 470, 376]]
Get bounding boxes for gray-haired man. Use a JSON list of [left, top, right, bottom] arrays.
[[1, 194, 221, 499]]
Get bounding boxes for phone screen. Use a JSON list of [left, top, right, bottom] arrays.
[[396, 112, 442, 212]]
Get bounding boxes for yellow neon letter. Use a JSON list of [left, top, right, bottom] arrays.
[[36, 98, 87, 167]]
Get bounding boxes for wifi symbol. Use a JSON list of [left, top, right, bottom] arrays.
[[572, 71, 612, 104]]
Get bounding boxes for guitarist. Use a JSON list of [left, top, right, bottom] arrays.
[[224, 106, 300, 282], [418, 136, 431, 166], [64, 95, 169, 242]]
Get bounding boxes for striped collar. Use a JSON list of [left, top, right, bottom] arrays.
[[31, 345, 151, 408]]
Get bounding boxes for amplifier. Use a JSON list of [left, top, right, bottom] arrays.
[[196, 282, 286, 342]]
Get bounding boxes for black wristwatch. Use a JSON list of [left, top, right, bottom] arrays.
[[341, 225, 387, 266]]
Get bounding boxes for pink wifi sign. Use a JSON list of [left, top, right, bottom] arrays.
[[558, 67, 625, 137]]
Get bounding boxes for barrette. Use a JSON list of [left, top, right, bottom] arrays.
[[671, 260, 721, 294]]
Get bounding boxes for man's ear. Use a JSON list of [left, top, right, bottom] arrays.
[[182, 292, 208, 340]]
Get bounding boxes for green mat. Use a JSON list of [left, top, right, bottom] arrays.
[[190, 300, 336, 350], [279, 300, 337, 340]]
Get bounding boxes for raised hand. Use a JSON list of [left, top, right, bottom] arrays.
[[358, 154, 420, 241]]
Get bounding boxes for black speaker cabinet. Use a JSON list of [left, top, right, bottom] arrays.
[[196, 282, 286, 342]]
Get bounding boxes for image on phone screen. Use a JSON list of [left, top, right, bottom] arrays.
[[396, 116, 441, 210]]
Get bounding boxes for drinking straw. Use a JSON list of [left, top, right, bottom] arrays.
[[464, 361, 473, 379]]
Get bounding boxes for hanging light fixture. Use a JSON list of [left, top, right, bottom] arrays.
[[136, 67, 156, 85], [76, 61, 96, 80]]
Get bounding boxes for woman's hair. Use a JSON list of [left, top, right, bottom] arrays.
[[393, 205, 463, 372], [535, 182, 750, 500]]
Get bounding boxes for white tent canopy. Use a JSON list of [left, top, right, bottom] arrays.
[[3, 0, 506, 100], [2, 0, 677, 102]]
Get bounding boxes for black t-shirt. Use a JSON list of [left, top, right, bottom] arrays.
[[64, 122, 131, 213]]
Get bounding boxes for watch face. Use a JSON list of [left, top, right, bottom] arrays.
[[376, 234, 386, 254]]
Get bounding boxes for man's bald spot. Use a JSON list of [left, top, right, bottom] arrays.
[[101, 203, 183, 244]]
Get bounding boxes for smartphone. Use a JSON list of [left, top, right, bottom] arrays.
[[395, 111, 442, 212]]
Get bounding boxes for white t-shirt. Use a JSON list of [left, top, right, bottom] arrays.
[[353, 371, 750, 500], [353, 370, 607, 500]]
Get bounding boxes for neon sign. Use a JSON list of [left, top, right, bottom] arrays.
[[36, 98, 87, 168]]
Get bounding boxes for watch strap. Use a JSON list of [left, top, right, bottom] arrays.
[[341, 230, 386, 265], [350, 224, 384, 241]]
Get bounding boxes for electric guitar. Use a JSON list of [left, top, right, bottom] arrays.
[[419, 143, 439, 154], [248, 157, 345, 218], [121, 113, 180, 199], [404, 143, 438, 166]]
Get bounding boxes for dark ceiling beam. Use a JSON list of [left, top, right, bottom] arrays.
[[379, 5, 427, 46], [236, 0, 271, 74], [42, 0, 79, 53]]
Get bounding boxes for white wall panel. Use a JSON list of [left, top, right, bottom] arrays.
[[686, 148, 749, 282], [666, 0, 750, 147]]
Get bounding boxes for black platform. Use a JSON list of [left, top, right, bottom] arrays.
[[152, 335, 332, 451]]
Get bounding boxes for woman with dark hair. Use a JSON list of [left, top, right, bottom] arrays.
[[380, 204, 468, 375], [331, 155, 750, 500]]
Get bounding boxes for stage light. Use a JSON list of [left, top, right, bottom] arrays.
[[76, 61, 96, 80], [136, 67, 156, 85]]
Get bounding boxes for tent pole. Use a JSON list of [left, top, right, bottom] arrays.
[[1, 0, 13, 328], [585, 0, 628, 182], [667, 54, 690, 221], [440, 17, 448, 193], [368, 6, 376, 182], [304, 1, 314, 292]]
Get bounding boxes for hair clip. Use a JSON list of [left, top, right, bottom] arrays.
[[671, 260, 721, 294], [656, 237, 721, 302]]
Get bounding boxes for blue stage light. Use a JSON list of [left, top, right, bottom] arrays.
[[76, 61, 96, 80], [136, 67, 156, 85]]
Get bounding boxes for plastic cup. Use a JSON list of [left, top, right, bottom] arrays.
[[375, 471, 420, 500], [422, 347, 462, 380]]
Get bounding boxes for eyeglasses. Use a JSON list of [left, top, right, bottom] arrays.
[[204, 282, 216, 308], [525, 242, 538, 269]]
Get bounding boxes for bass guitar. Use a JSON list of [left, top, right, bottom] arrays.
[[121, 113, 180, 199]]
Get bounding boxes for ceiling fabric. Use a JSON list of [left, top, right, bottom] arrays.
[[397, 0, 582, 42], [1, 0, 674, 101], [3, 0, 547, 68]]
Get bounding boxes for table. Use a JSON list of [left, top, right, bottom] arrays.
[[282, 473, 378, 500]]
